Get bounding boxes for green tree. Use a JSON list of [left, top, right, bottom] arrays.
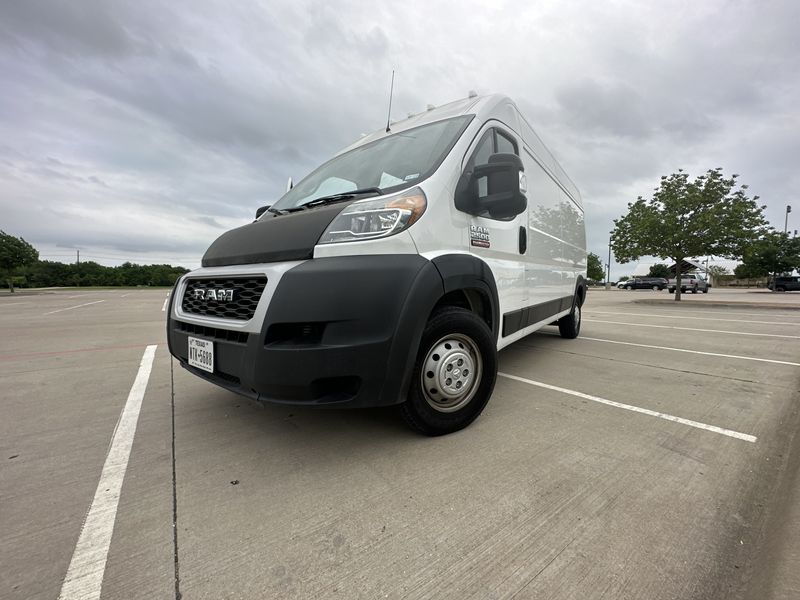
[[587, 252, 604, 281], [611, 169, 767, 300], [734, 232, 800, 280], [648, 263, 670, 278], [0, 231, 39, 293]]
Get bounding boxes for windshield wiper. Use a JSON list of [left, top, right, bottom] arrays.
[[299, 187, 383, 210]]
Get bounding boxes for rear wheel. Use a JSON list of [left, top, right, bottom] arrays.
[[625, 285, 633, 291], [668, 288, 675, 294], [702, 288, 708, 294], [652, 285, 659, 291], [558, 300, 581, 339], [691, 288, 697, 294], [777, 287, 786, 292], [400, 307, 497, 436]]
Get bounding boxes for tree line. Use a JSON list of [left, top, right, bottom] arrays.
[[1, 231, 188, 291]]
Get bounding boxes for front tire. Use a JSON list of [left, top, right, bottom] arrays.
[[400, 307, 497, 436], [625, 285, 633, 291]]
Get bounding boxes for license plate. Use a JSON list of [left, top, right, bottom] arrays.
[[188, 337, 214, 373]]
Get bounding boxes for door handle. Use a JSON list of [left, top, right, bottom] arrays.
[[519, 226, 527, 254]]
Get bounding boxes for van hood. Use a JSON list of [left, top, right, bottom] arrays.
[[201, 202, 354, 267]]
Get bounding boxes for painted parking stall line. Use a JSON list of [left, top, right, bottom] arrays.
[[43, 300, 105, 316], [570, 336, 800, 367], [161, 291, 170, 312], [585, 310, 800, 327], [58, 345, 158, 600], [584, 318, 800, 339], [498, 372, 757, 443]]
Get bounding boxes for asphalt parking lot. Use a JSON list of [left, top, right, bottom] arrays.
[[2, 287, 799, 600]]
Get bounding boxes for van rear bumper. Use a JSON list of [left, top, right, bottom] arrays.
[[167, 255, 444, 408]]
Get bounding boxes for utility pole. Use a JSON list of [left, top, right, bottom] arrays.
[[606, 234, 612, 289], [785, 205, 792, 234], [76, 249, 80, 288]]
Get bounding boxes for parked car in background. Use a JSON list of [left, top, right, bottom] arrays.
[[623, 277, 668, 290], [667, 273, 709, 294], [768, 276, 800, 292]]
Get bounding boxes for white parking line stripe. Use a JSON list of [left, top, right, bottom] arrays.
[[631, 307, 800, 319], [574, 336, 800, 366], [58, 345, 157, 600], [161, 297, 169, 311], [120, 293, 131, 298], [584, 319, 800, 339], [498, 372, 757, 443], [68, 294, 90, 299], [586, 310, 799, 326], [43, 300, 105, 316], [0, 302, 31, 307]]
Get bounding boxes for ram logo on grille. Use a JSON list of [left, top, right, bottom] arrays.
[[193, 288, 235, 302]]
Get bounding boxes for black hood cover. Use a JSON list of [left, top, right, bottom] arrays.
[[202, 202, 355, 267]]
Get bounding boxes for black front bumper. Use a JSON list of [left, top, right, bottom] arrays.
[[167, 255, 444, 408]]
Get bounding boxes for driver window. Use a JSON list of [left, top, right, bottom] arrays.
[[464, 127, 520, 209]]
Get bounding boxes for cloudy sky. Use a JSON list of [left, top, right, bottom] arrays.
[[1, 0, 798, 273]]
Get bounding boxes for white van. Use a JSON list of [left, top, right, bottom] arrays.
[[167, 93, 587, 435]]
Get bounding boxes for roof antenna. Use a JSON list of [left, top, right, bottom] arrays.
[[385, 70, 395, 133]]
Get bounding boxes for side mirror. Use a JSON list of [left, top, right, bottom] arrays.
[[255, 205, 271, 220], [455, 153, 527, 219]]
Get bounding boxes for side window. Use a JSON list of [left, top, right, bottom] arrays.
[[465, 128, 519, 201], [495, 130, 518, 155]]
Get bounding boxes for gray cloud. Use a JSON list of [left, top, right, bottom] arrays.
[[0, 0, 798, 273]]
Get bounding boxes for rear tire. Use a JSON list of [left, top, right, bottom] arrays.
[[625, 285, 633, 291], [702, 288, 708, 294], [400, 307, 497, 436], [652, 285, 659, 291], [558, 301, 581, 339], [668, 288, 675, 294]]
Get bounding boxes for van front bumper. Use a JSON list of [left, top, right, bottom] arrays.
[[167, 255, 443, 408]]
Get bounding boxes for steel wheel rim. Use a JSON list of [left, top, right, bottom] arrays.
[[420, 333, 483, 413]]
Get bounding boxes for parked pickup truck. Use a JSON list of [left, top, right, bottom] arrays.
[[667, 273, 709, 294]]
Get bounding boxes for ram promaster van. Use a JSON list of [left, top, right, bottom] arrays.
[[167, 93, 587, 435]]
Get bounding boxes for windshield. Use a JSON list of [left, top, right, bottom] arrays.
[[270, 115, 473, 211]]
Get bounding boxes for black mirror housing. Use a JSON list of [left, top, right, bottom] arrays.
[[255, 205, 271, 220], [455, 153, 527, 219]]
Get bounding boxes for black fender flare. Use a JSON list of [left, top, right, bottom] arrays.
[[431, 254, 500, 342]]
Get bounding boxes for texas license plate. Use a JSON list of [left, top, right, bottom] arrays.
[[188, 337, 214, 373]]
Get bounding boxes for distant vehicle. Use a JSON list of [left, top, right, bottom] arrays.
[[616, 280, 629, 289], [667, 273, 709, 294], [768, 276, 800, 292], [623, 277, 668, 290]]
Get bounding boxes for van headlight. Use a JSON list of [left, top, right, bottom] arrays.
[[318, 187, 427, 244]]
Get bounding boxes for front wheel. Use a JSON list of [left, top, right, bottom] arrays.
[[777, 287, 786, 292], [400, 307, 497, 436], [625, 286, 633, 291], [652, 285, 659, 291]]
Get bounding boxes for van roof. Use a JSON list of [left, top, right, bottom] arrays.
[[337, 93, 581, 206]]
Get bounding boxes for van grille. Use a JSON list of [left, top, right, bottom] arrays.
[[175, 320, 249, 344], [182, 277, 267, 320]]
